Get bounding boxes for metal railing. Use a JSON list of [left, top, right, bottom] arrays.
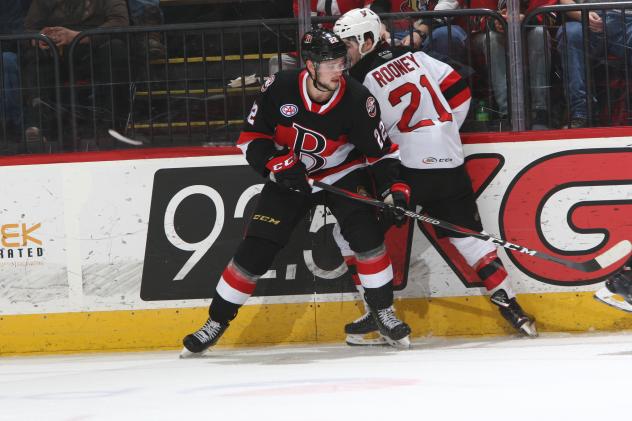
[[525, 2, 632, 128], [3, 5, 632, 155], [66, 18, 300, 149], [0, 33, 63, 154]]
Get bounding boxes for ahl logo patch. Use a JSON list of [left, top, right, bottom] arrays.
[[280, 104, 299, 117], [366, 96, 377, 118]]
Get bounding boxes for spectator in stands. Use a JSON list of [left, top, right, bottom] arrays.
[[470, 0, 555, 129], [127, 0, 166, 58], [23, 0, 130, 144], [269, 0, 373, 74], [556, 0, 632, 128], [0, 0, 30, 140], [370, 0, 468, 64]]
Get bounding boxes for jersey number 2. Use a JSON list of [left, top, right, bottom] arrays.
[[388, 75, 452, 133]]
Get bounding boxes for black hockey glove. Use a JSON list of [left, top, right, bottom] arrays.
[[265, 152, 311, 194], [381, 182, 411, 228]]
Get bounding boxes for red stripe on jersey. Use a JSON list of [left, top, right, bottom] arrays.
[[299, 70, 311, 111], [298, 69, 347, 115], [439, 70, 462, 92], [310, 157, 364, 179], [356, 251, 391, 276], [447, 86, 472, 110], [320, 76, 346, 115], [222, 264, 257, 294], [237, 131, 273, 145]]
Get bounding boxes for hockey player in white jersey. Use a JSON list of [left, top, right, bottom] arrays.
[[333, 8, 537, 344]]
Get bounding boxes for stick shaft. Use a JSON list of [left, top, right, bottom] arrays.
[[312, 180, 629, 272]]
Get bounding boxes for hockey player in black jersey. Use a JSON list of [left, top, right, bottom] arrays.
[[333, 8, 537, 344], [181, 29, 412, 357]]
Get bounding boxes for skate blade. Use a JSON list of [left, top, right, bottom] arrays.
[[179, 347, 210, 359], [594, 287, 632, 313], [381, 334, 411, 349], [345, 334, 388, 346], [520, 320, 538, 338]]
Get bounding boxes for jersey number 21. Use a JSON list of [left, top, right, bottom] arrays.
[[388, 75, 452, 133]]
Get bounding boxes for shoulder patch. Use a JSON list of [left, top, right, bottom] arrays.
[[378, 50, 393, 60], [280, 104, 299, 117], [366, 96, 377, 118], [261, 74, 276, 92]]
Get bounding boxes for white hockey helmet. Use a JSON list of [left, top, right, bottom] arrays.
[[333, 8, 381, 57]]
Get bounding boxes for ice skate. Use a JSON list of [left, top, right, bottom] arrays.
[[594, 269, 632, 313], [180, 318, 229, 358], [490, 290, 538, 337], [370, 306, 411, 349], [344, 311, 387, 346]]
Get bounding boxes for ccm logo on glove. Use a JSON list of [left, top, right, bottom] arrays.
[[267, 155, 297, 173], [265, 152, 312, 194]]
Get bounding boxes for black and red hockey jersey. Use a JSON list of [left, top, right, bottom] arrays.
[[237, 69, 400, 193], [349, 43, 471, 169]]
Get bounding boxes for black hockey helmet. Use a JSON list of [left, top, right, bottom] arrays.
[[300, 29, 347, 64]]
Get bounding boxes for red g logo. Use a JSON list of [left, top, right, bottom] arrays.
[[500, 149, 632, 285]]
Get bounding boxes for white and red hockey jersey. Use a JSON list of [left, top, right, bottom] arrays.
[[349, 44, 471, 170]]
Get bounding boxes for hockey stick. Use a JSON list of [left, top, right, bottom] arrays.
[[311, 179, 632, 273], [108, 129, 143, 146]]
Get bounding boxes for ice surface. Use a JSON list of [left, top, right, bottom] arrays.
[[2, 332, 632, 421]]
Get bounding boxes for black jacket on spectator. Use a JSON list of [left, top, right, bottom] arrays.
[[0, 0, 30, 34]]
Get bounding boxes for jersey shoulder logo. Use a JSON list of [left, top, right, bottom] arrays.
[[280, 104, 299, 117], [378, 50, 393, 60], [262, 75, 276, 92], [366, 96, 377, 118]]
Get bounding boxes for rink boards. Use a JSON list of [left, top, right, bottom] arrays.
[[1, 128, 632, 354]]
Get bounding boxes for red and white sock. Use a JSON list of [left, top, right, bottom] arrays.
[[355, 246, 393, 289], [215, 260, 259, 305]]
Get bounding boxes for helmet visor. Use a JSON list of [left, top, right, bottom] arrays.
[[317, 56, 348, 72]]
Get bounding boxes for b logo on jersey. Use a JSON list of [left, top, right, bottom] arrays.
[[292, 123, 327, 172], [366, 96, 377, 118], [280, 104, 299, 117]]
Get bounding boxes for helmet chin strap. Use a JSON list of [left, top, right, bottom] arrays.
[[309, 63, 337, 93]]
